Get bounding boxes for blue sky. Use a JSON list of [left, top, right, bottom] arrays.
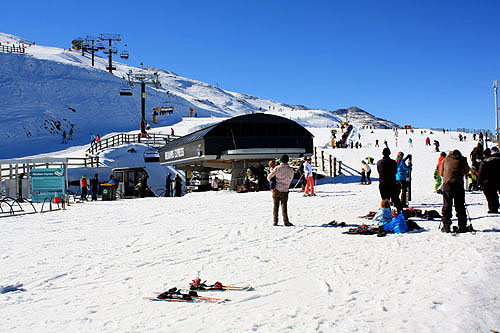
[[2, 1, 500, 131]]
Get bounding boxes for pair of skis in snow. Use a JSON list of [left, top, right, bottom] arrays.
[[145, 280, 253, 304]]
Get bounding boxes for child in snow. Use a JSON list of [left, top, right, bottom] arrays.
[[360, 165, 366, 185], [467, 167, 479, 192], [372, 199, 393, 227], [433, 166, 442, 193], [268, 160, 277, 192]]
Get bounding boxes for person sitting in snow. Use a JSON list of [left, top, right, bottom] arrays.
[[372, 199, 393, 237]]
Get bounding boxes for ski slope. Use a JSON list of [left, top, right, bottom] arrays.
[[1, 123, 499, 332]]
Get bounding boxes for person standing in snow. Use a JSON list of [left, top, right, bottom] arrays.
[[303, 157, 316, 196], [174, 174, 182, 197], [80, 175, 89, 201], [376, 148, 403, 213], [478, 148, 500, 214], [91, 173, 99, 201], [470, 142, 484, 170], [362, 160, 371, 184], [375, 139, 379, 147], [267, 154, 295, 226], [165, 173, 172, 197], [440, 150, 470, 233], [408, 137, 413, 148], [69, 126, 74, 140], [395, 152, 412, 207], [62, 130, 67, 143]]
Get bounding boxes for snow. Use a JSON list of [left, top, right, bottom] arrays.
[[2, 122, 500, 332], [1, 33, 499, 332]]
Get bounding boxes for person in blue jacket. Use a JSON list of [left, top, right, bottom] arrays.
[[395, 152, 412, 207]]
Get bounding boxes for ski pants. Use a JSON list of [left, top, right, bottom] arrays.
[[434, 176, 442, 191], [379, 182, 402, 213], [360, 171, 366, 184], [272, 190, 290, 225], [366, 170, 371, 184], [441, 182, 467, 229], [305, 176, 314, 194], [398, 180, 408, 206], [482, 182, 499, 212], [81, 187, 88, 200]]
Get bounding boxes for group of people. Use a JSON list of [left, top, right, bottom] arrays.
[[165, 173, 183, 197], [80, 173, 117, 201]]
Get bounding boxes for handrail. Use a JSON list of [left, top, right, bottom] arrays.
[[86, 132, 180, 156]]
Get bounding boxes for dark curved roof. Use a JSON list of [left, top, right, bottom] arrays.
[[167, 113, 313, 149]]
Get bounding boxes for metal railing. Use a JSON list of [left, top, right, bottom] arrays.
[[0, 44, 26, 54], [86, 133, 179, 155]]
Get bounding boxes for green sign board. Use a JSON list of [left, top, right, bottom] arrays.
[[30, 168, 66, 203]]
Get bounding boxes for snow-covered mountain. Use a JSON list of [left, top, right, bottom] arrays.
[[0, 32, 398, 158]]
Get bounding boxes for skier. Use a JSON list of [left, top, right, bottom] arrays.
[[478, 148, 500, 214], [395, 152, 412, 207], [165, 173, 172, 197], [69, 126, 74, 140], [80, 175, 89, 201], [267, 154, 295, 226], [303, 157, 316, 196], [408, 137, 413, 148], [425, 137, 431, 146], [440, 150, 470, 233], [376, 148, 403, 213], [62, 130, 67, 143]]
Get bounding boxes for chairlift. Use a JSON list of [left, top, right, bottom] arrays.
[[119, 86, 133, 96], [103, 48, 109, 54], [144, 149, 160, 163], [120, 44, 129, 59], [159, 91, 174, 115], [95, 41, 105, 50], [111, 47, 118, 54]]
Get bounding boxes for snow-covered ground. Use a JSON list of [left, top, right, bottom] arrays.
[[2, 122, 499, 332]]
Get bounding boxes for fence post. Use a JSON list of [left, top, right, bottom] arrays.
[[329, 155, 332, 177], [314, 147, 317, 167], [321, 150, 325, 171], [97, 156, 99, 167], [333, 158, 337, 177], [338, 160, 342, 175]]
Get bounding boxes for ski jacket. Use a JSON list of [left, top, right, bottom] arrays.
[[267, 163, 294, 192], [362, 163, 371, 173], [478, 156, 500, 186], [395, 157, 412, 181], [303, 161, 314, 178], [80, 177, 88, 188], [377, 157, 397, 184], [437, 155, 445, 176], [441, 153, 469, 184], [372, 208, 393, 226]]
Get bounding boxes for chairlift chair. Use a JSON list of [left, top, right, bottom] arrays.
[[103, 48, 109, 54], [111, 47, 118, 54], [119, 86, 133, 96], [95, 41, 105, 50], [159, 91, 174, 115], [144, 148, 160, 163], [120, 44, 129, 59]]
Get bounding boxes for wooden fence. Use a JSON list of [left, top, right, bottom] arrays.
[[86, 133, 179, 156], [313, 147, 342, 177]]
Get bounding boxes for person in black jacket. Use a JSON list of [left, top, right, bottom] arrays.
[[376, 148, 403, 213], [91, 173, 99, 201], [478, 148, 500, 214], [165, 173, 172, 197], [470, 142, 484, 170]]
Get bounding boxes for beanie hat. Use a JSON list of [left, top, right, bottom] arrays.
[[491, 146, 499, 152]]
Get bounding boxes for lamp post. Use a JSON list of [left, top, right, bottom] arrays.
[[494, 80, 499, 143]]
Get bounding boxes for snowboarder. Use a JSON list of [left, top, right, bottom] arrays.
[[440, 150, 470, 233], [376, 148, 403, 213], [267, 154, 295, 226]]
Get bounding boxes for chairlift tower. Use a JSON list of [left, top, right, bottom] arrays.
[[123, 70, 161, 135], [99, 33, 121, 73], [83, 35, 99, 67]]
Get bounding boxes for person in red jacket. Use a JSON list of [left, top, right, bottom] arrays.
[[80, 175, 89, 201]]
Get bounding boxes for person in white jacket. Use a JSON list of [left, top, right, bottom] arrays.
[[303, 157, 316, 196], [361, 160, 371, 185]]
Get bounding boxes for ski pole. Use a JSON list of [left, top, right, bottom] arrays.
[[293, 174, 304, 189]]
